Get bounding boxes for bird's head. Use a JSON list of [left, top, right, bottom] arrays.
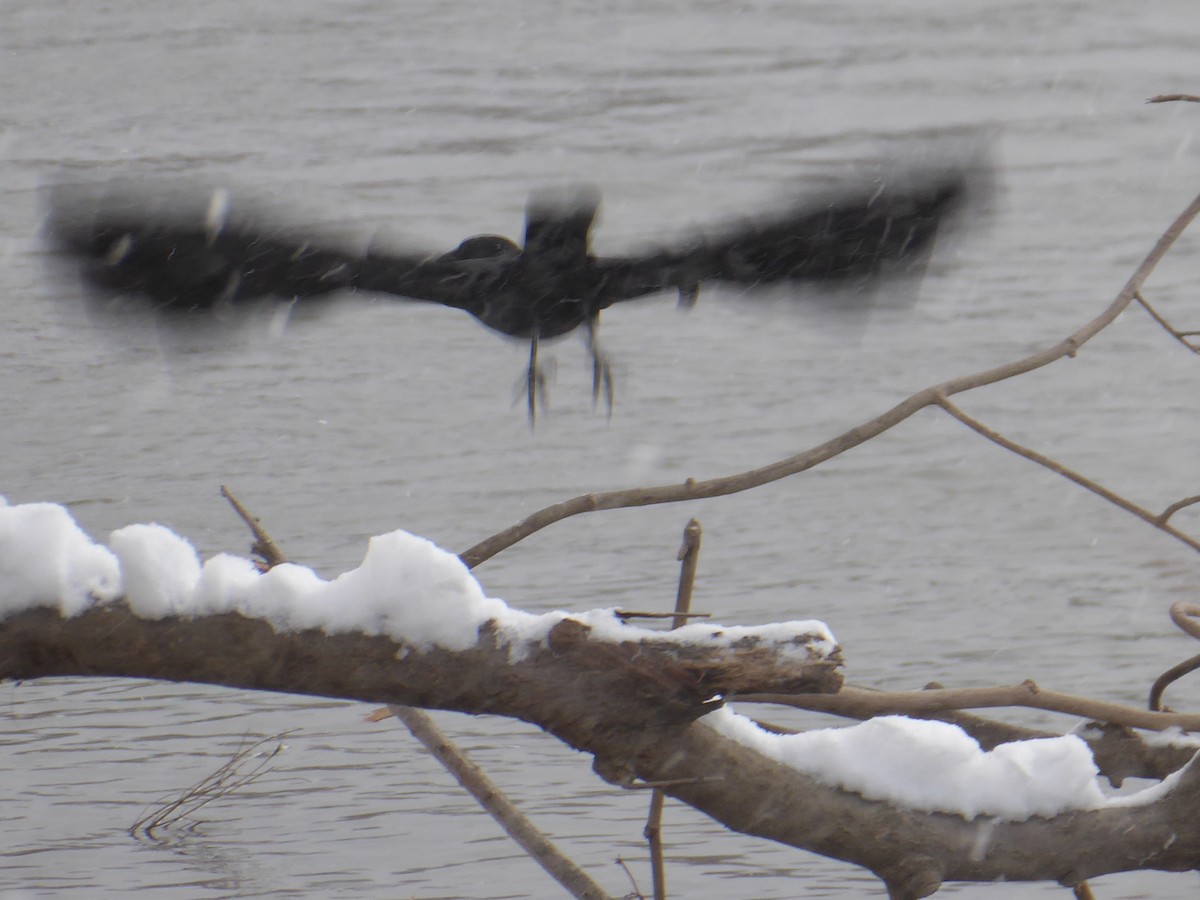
[[440, 234, 521, 262]]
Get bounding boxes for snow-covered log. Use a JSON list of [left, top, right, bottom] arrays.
[[3, 500, 1200, 898]]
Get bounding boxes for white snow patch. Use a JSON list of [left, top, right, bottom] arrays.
[[0, 499, 120, 617], [109, 523, 202, 619], [554, 607, 836, 661], [1138, 726, 1200, 750], [0, 501, 835, 663], [705, 707, 1186, 821]]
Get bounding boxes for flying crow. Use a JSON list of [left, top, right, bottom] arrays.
[[44, 171, 973, 422]]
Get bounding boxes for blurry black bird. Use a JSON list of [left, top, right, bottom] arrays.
[[44, 171, 975, 423]]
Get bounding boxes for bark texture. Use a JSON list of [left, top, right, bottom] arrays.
[[3, 601, 1199, 897]]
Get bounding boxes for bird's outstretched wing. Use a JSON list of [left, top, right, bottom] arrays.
[[522, 185, 601, 261], [593, 170, 973, 306], [42, 182, 489, 317]]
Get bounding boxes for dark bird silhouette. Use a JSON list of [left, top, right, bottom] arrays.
[[44, 171, 975, 422]]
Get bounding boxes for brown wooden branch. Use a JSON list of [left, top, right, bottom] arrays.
[[8, 598, 1200, 896], [644, 789, 667, 900], [934, 395, 1200, 553], [646, 518, 704, 900], [1159, 494, 1200, 524], [1134, 290, 1200, 353], [1149, 655, 1200, 712], [220, 484, 288, 568], [459, 192, 1200, 569], [614, 609, 709, 621], [673, 518, 702, 629], [0, 602, 841, 737], [640, 719, 1200, 900], [738, 682, 1200, 733], [736, 674, 1200, 896], [1170, 600, 1200, 640], [1149, 602, 1200, 711], [1148, 94, 1200, 103]]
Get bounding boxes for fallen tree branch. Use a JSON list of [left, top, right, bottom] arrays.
[[6, 596, 1200, 897], [0, 602, 840, 739]]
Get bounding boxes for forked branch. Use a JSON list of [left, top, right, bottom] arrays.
[[1134, 290, 1200, 353], [934, 396, 1200, 553]]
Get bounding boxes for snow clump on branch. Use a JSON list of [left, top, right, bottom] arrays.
[[0, 499, 837, 662]]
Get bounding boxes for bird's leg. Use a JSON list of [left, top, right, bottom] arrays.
[[585, 315, 614, 417], [527, 327, 540, 426], [677, 282, 700, 309], [523, 327, 553, 426]]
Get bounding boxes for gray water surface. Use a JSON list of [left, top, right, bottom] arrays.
[[3, 1, 1200, 897]]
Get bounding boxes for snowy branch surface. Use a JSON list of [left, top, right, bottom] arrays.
[[2, 500, 1199, 897], [0, 500, 840, 721]]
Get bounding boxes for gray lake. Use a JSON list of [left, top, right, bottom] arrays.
[[3, 1, 1200, 897]]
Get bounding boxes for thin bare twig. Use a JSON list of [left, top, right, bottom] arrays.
[[132, 733, 289, 839], [459, 193, 1200, 569], [1134, 290, 1200, 353], [934, 395, 1200, 554], [1150, 602, 1200, 711], [389, 705, 613, 900], [1149, 655, 1200, 712], [220, 484, 287, 568], [673, 519, 701, 630], [614, 610, 710, 621], [1170, 601, 1200, 640], [1158, 494, 1200, 524], [1147, 94, 1200, 104], [645, 519, 703, 900], [614, 857, 646, 899], [644, 792, 667, 900], [737, 682, 1200, 733], [131, 496, 291, 839]]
